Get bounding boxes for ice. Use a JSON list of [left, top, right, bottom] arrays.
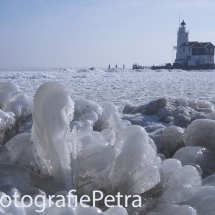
[[159, 158, 182, 189], [0, 82, 33, 144], [155, 126, 185, 158], [0, 82, 32, 119], [109, 125, 161, 195], [184, 119, 215, 151], [104, 206, 128, 215], [162, 184, 193, 204], [106, 68, 131, 73], [0, 110, 15, 145], [124, 97, 214, 129], [0, 76, 215, 214], [168, 165, 202, 188], [94, 101, 129, 135], [3, 133, 39, 172], [31, 82, 74, 190], [0, 82, 20, 109], [207, 111, 215, 120], [0, 163, 42, 194], [203, 175, 215, 186], [78, 67, 105, 73], [146, 205, 197, 215], [164, 205, 197, 215], [182, 186, 215, 214], [77, 128, 115, 196], [17, 114, 32, 133], [71, 98, 102, 129], [173, 146, 215, 177]]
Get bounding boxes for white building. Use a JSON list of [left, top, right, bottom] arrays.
[[175, 20, 214, 66]]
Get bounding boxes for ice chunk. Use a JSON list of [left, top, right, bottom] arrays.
[[94, 101, 129, 135], [0, 185, 21, 199], [0, 109, 15, 145], [146, 205, 196, 215], [203, 175, 215, 186], [168, 165, 202, 188], [17, 114, 32, 133], [0, 82, 33, 119], [76, 204, 103, 214], [4, 93, 32, 119], [109, 125, 161, 195], [158, 126, 185, 158], [31, 82, 74, 191], [124, 97, 214, 129], [45, 205, 77, 215], [104, 206, 128, 215], [0, 164, 33, 194], [207, 111, 215, 120], [4, 133, 39, 172], [77, 128, 115, 196], [0, 82, 20, 109], [165, 205, 197, 215], [159, 158, 182, 189], [184, 119, 215, 151], [173, 146, 215, 177], [162, 184, 193, 204], [71, 98, 102, 129]]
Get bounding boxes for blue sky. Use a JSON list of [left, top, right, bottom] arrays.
[[0, 0, 215, 68]]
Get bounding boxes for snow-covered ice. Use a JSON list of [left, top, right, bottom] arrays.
[[0, 68, 215, 214]]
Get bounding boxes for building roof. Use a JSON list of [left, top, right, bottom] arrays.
[[192, 42, 214, 48], [181, 42, 197, 47], [181, 42, 215, 48]]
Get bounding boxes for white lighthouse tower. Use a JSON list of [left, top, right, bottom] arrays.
[[175, 20, 189, 64]]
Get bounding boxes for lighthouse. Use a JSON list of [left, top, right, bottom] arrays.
[[174, 20, 214, 66], [175, 20, 189, 62]]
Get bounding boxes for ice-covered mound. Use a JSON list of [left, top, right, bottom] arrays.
[[71, 97, 103, 130], [0, 82, 32, 119], [62, 68, 77, 72], [94, 101, 129, 134], [123, 97, 214, 129], [184, 119, 215, 151], [0, 82, 33, 144], [207, 111, 215, 120], [173, 146, 215, 177], [109, 125, 161, 195], [2, 133, 39, 172], [146, 205, 197, 215], [0, 109, 15, 144], [78, 67, 105, 73], [152, 126, 185, 158]]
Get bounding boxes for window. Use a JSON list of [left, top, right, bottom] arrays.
[[206, 48, 209, 53], [211, 48, 213, 53], [183, 47, 185, 52], [188, 47, 190, 52], [196, 49, 198, 53]]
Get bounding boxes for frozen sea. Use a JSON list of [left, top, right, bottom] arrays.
[[1, 68, 215, 215], [0, 67, 215, 112]]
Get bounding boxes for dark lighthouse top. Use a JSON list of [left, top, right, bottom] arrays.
[[181, 20, 186, 27]]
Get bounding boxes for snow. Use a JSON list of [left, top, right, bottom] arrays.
[[0, 68, 215, 214]]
